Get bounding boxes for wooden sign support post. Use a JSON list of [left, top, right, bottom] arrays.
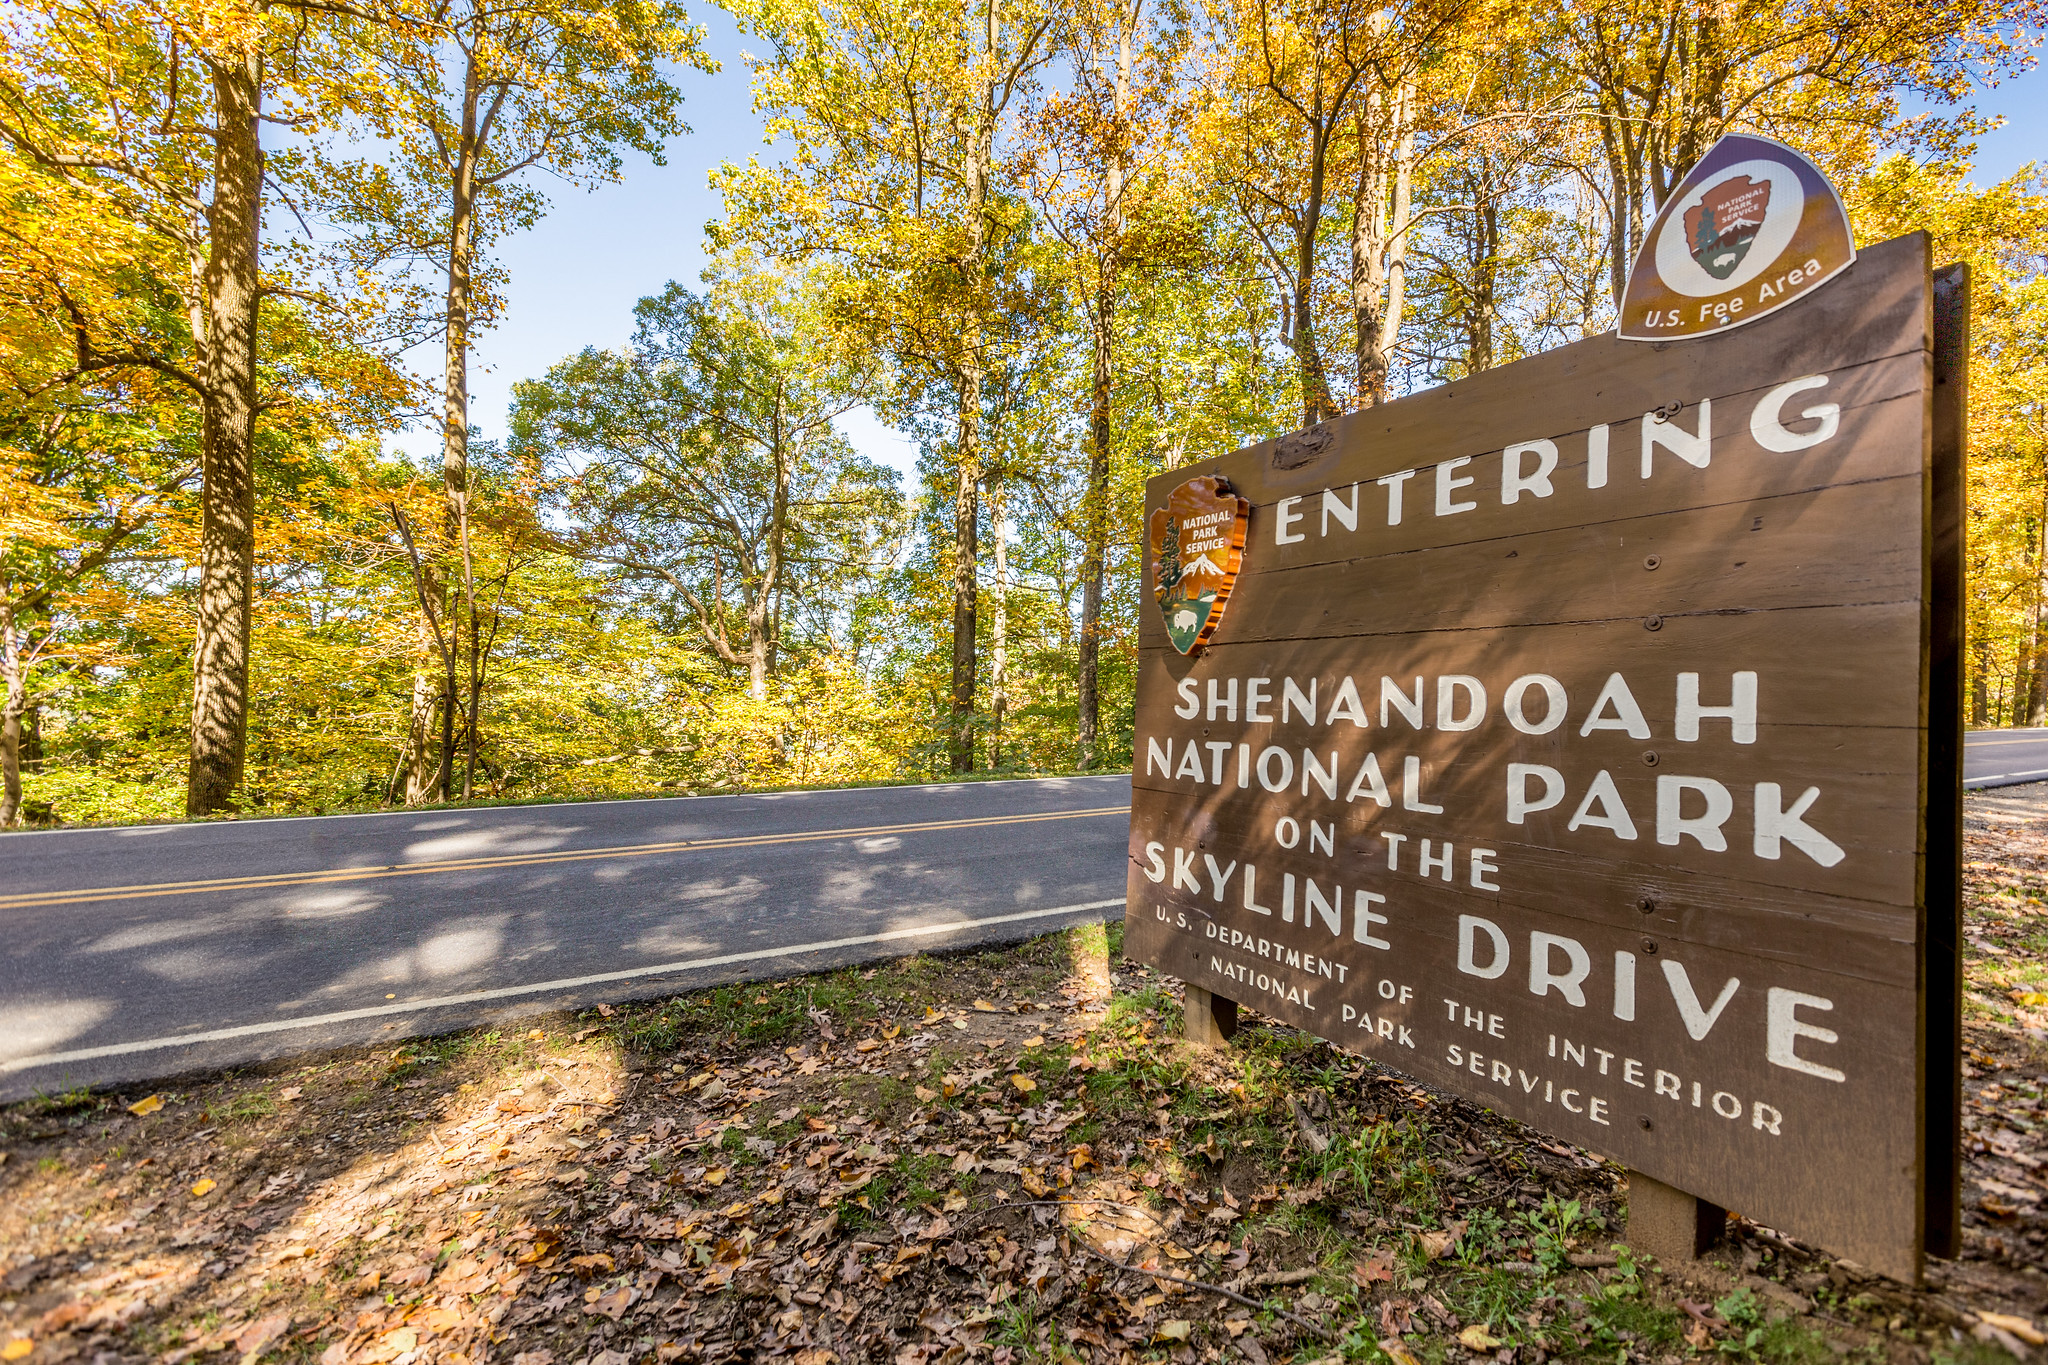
[[1184, 985, 1239, 1048], [1625, 1171, 1728, 1265]]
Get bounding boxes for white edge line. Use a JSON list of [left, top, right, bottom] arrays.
[[1966, 768, 2048, 786], [1, 899, 1127, 1076]]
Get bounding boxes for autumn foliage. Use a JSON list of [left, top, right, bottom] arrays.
[[0, 0, 2042, 824]]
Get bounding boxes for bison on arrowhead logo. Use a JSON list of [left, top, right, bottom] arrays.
[[1150, 475, 1249, 656]]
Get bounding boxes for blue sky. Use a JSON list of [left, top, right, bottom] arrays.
[[393, 12, 2047, 481]]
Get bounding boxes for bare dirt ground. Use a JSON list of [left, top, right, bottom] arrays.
[[6, 792, 2048, 1365]]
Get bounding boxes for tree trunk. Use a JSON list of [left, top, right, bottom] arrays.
[[1351, 80, 1412, 408], [185, 51, 264, 816], [951, 361, 982, 773], [1, 602, 24, 828], [1077, 280, 1111, 769], [751, 391, 792, 702], [400, 642, 438, 803], [1076, 10, 1131, 771], [1972, 635, 1992, 728], [990, 478, 1008, 769], [444, 53, 485, 800], [949, 4, 997, 776]]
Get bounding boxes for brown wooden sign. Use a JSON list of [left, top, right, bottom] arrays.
[[1125, 232, 1963, 1282]]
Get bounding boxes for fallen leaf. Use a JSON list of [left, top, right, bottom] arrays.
[[190, 1178, 217, 1197], [1417, 1228, 1459, 1259], [1353, 1250, 1396, 1286], [703, 1168, 728, 1186], [381, 1329, 417, 1355], [276, 1087, 303, 1103], [588, 1287, 636, 1320], [1377, 1338, 1422, 1365], [235, 1313, 292, 1358], [569, 1253, 617, 1276], [127, 1095, 165, 1117], [3, 1342, 32, 1361], [1981, 1313, 2047, 1347], [1023, 1036, 1044, 1048], [1011, 1074, 1038, 1094], [973, 1000, 1001, 1013], [855, 1040, 881, 1053], [1154, 1321, 1192, 1343], [1457, 1326, 1500, 1351], [914, 1086, 939, 1103]]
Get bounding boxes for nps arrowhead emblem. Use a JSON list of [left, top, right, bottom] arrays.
[[1149, 475, 1250, 656], [1618, 132, 1854, 342]]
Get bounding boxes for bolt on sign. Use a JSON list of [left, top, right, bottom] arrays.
[[1126, 141, 1965, 1284]]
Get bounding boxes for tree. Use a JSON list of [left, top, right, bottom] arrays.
[[1553, 0, 2040, 305], [511, 263, 902, 700], [0, 0, 403, 813], [1026, 0, 1187, 765], [317, 0, 712, 799], [718, 0, 1055, 770]]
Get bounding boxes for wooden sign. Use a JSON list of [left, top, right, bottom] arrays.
[[1125, 232, 1963, 1282], [1619, 134, 1856, 342]]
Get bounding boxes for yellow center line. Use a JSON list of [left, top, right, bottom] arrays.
[[0, 805, 1133, 912]]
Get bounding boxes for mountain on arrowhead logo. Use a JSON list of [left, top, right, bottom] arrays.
[[1684, 174, 1770, 280], [1150, 475, 1249, 656]]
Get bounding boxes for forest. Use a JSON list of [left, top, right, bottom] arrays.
[[0, 0, 2044, 828]]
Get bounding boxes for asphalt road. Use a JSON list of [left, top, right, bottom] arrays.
[[0, 776, 1132, 1101], [1966, 729, 2048, 790]]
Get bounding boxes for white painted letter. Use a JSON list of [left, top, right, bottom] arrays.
[[1657, 775, 1734, 851], [1750, 375, 1839, 453], [1502, 440, 1558, 504], [1767, 987, 1845, 1082], [1458, 916, 1510, 980]]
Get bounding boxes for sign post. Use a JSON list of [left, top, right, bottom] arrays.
[[1124, 148, 1964, 1280]]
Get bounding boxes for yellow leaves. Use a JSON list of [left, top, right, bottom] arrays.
[[913, 1085, 939, 1102], [126, 1094, 165, 1116], [1153, 1320, 1191, 1342], [1457, 1326, 1502, 1351], [1010, 1073, 1038, 1094], [190, 1178, 217, 1197], [380, 1329, 417, 1355], [972, 999, 1001, 1013], [3, 1340, 33, 1360]]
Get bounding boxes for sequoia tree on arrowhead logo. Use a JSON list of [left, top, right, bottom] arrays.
[[1149, 475, 1249, 655]]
